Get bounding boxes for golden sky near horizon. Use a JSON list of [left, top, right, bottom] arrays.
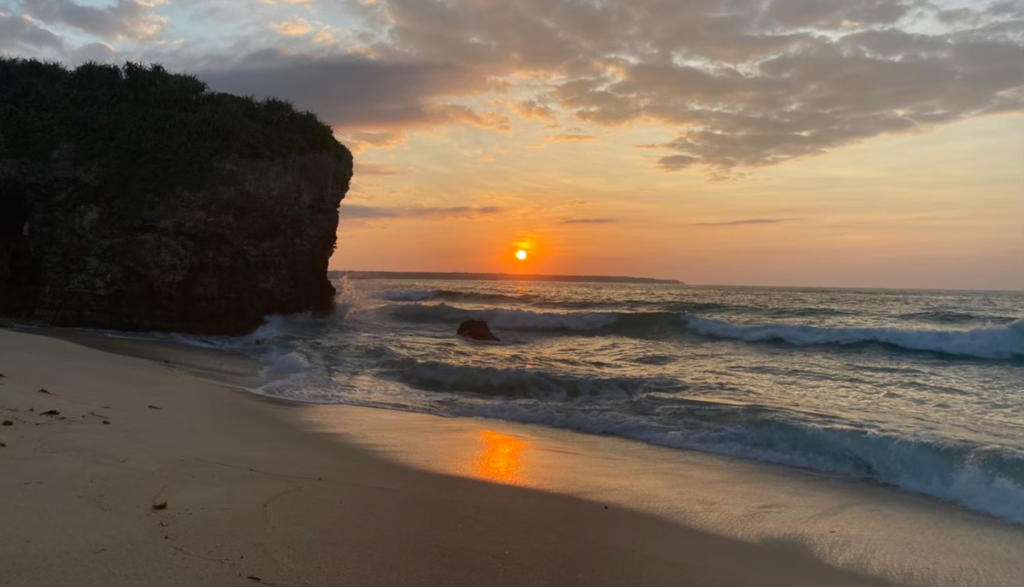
[[2, 0, 1022, 288]]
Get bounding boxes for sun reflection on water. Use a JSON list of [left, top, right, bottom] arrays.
[[474, 430, 528, 484]]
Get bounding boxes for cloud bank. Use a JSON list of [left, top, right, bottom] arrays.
[[3, 0, 1022, 173]]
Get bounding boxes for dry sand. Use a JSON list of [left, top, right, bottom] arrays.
[[1, 328, 1021, 586]]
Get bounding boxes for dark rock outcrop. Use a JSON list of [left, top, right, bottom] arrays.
[[0, 59, 352, 335], [0, 148, 351, 335], [457, 319, 500, 342]]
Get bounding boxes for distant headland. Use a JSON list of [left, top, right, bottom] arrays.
[[332, 271, 683, 285]]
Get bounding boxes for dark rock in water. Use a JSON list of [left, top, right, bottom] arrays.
[[458, 319, 500, 342], [0, 59, 352, 335]]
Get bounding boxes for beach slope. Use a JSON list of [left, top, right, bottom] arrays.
[[0, 328, 883, 586]]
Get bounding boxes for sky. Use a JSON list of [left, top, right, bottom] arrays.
[[2, 0, 1022, 289]]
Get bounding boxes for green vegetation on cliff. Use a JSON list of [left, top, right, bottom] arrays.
[[0, 58, 348, 198]]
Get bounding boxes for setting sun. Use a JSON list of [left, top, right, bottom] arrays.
[[515, 250, 527, 261]]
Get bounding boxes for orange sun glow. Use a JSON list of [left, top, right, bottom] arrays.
[[474, 431, 527, 484], [515, 250, 527, 261]]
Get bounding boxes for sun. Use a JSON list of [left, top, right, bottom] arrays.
[[515, 249, 528, 261]]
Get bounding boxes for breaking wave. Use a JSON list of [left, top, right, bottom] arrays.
[[684, 316, 1024, 360], [153, 279, 1024, 523], [246, 348, 1024, 523], [451, 398, 1024, 523], [384, 302, 1024, 360]]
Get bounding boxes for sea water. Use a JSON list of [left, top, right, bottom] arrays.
[[175, 279, 1024, 523]]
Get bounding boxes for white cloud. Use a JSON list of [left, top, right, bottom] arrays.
[[21, 0, 167, 42]]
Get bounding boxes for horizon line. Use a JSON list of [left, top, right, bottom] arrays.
[[331, 270, 1024, 293]]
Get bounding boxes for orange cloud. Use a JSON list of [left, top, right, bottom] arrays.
[[269, 18, 312, 35], [512, 100, 558, 123], [343, 129, 407, 152]]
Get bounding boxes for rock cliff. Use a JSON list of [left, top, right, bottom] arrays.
[[0, 59, 352, 335]]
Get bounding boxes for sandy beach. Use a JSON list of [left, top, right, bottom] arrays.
[[1, 327, 1021, 586]]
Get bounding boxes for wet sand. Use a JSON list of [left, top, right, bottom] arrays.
[[1, 328, 1021, 585]]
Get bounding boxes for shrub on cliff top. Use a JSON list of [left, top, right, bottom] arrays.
[[0, 58, 348, 202]]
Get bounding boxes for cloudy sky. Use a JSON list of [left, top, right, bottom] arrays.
[[2, 0, 1022, 288]]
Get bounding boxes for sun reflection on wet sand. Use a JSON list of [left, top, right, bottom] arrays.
[[474, 430, 528, 484]]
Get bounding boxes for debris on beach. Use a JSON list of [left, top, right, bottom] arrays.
[[38, 388, 52, 394], [152, 501, 168, 510], [147, 405, 163, 410], [41, 410, 60, 416], [2, 420, 13, 426]]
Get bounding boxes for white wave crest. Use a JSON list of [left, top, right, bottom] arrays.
[[266, 351, 310, 374], [449, 401, 1024, 523], [684, 316, 1024, 360]]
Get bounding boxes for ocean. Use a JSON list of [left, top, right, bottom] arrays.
[[174, 279, 1024, 523]]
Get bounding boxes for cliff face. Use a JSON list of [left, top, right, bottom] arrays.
[[0, 59, 353, 335], [0, 145, 351, 335]]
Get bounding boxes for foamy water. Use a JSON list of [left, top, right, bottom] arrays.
[[171, 280, 1024, 523]]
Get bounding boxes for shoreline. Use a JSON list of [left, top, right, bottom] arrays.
[[38, 321, 1024, 523], [2, 327, 1022, 585]]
